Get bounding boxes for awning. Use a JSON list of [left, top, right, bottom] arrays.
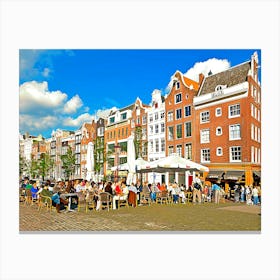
[[206, 170, 224, 179], [253, 171, 261, 178], [224, 170, 244, 180]]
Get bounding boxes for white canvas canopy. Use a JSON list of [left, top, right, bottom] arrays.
[[137, 154, 209, 173], [85, 142, 95, 181]]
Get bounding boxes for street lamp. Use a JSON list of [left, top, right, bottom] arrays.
[[114, 144, 121, 182]]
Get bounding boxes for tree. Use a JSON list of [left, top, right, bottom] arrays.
[[30, 158, 39, 179], [60, 147, 75, 180], [38, 153, 54, 181]]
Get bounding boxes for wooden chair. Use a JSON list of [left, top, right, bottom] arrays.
[[86, 192, 95, 211], [24, 189, 33, 205], [99, 192, 112, 211], [19, 187, 25, 202], [37, 195, 54, 213], [156, 190, 169, 204], [186, 192, 193, 203], [77, 192, 87, 212], [141, 191, 151, 206], [118, 194, 129, 209]]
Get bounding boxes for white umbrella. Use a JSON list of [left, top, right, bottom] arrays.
[[85, 142, 94, 181], [126, 135, 136, 184], [137, 154, 209, 173]]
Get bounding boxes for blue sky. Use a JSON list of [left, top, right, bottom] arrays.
[[19, 49, 261, 138]]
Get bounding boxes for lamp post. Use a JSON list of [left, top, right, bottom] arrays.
[[114, 144, 121, 182]]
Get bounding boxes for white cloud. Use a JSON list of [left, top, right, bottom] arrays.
[[19, 81, 67, 114], [63, 113, 95, 127], [95, 107, 118, 119], [184, 58, 230, 82], [19, 114, 58, 133], [63, 94, 83, 114]]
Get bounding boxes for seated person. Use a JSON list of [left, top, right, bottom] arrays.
[[51, 191, 68, 213], [113, 182, 129, 210]]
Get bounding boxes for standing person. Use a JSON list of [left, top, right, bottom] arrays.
[[240, 185, 245, 202], [202, 184, 209, 203], [252, 186, 259, 205], [171, 182, 180, 204], [211, 182, 221, 204], [234, 185, 240, 203], [257, 185, 261, 204], [192, 174, 202, 204], [135, 180, 143, 204]]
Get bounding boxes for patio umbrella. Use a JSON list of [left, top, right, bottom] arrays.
[[85, 142, 94, 181], [126, 135, 136, 184], [137, 154, 209, 173]]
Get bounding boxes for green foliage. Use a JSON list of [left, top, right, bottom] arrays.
[[60, 147, 75, 180]]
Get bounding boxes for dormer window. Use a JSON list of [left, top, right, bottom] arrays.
[[175, 81, 180, 89], [215, 85, 223, 91]]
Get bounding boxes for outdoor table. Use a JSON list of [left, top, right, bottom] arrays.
[[60, 193, 78, 212]]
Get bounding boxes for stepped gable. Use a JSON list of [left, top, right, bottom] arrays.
[[199, 61, 250, 95]]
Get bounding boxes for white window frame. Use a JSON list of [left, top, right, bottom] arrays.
[[200, 111, 210, 123], [216, 147, 223, 156], [230, 146, 241, 162], [200, 129, 210, 143], [216, 126, 222, 136], [229, 124, 241, 140], [176, 145, 182, 157], [215, 107, 222, 117], [176, 108, 182, 120], [167, 111, 173, 122], [175, 93, 182, 104], [175, 81, 180, 89], [201, 148, 210, 163], [228, 104, 240, 118]]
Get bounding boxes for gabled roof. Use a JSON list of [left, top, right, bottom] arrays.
[[182, 75, 199, 91], [198, 61, 250, 96]]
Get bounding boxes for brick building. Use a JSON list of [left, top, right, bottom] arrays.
[[193, 52, 261, 190], [164, 70, 200, 185]]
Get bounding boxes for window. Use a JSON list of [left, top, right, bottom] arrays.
[[149, 125, 153, 134], [201, 148, 210, 162], [168, 126, 174, 140], [185, 122, 192, 137], [175, 81, 180, 89], [216, 147, 223, 156], [251, 124, 254, 140], [230, 146, 241, 162], [161, 138, 165, 152], [155, 139, 159, 152], [161, 123, 165, 133], [175, 93, 182, 103], [142, 128, 147, 138], [160, 111, 165, 119], [109, 116, 115, 124], [168, 145, 174, 156], [154, 112, 158, 121], [229, 104, 240, 118], [215, 107, 222, 117], [216, 127, 222, 136], [167, 111, 173, 122], [176, 145, 182, 157], [149, 140, 153, 152], [136, 117, 140, 125], [200, 111, 210, 123], [185, 105, 191, 117], [176, 124, 182, 139], [149, 114, 153, 122], [200, 129, 210, 143], [121, 112, 127, 120], [229, 124, 241, 140], [155, 124, 159, 134], [185, 143, 192, 160], [142, 115, 147, 125], [176, 108, 182, 119]]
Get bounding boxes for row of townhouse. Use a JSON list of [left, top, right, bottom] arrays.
[[19, 52, 261, 190]]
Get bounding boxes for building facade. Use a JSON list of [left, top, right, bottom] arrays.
[[193, 52, 261, 190]]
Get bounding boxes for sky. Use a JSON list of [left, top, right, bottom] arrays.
[[19, 49, 261, 138]]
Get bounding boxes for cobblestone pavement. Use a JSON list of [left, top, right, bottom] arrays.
[[19, 201, 261, 232]]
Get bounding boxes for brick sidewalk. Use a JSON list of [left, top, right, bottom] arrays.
[[19, 200, 261, 232]]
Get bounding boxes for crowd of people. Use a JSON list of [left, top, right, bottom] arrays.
[[19, 174, 261, 213]]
